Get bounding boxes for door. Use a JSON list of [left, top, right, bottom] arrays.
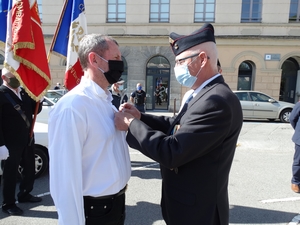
[[146, 56, 170, 111], [146, 74, 169, 110], [280, 58, 299, 103], [249, 92, 278, 119]]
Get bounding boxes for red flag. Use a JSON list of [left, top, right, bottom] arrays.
[[49, 0, 87, 90], [3, 0, 51, 101]]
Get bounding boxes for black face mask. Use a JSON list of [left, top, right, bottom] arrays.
[[96, 53, 124, 85], [103, 60, 124, 85], [7, 77, 20, 88]]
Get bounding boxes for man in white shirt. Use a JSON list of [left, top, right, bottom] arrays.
[[48, 34, 131, 225]]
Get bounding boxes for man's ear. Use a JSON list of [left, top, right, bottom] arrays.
[[1, 75, 7, 82], [88, 52, 98, 66], [199, 52, 209, 66]]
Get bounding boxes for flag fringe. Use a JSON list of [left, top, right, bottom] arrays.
[[50, 51, 67, 60], [13, 42, 35, 51], [4, 59, 51, 102]]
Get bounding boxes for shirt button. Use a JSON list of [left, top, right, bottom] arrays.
[[104, 205, 107, 208], [91, 206, 93, 209]]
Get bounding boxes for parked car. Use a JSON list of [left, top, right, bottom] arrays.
[[0, 91, 64, 178], [233, 91, 295, 123], [36, 91, 63, 124], [26, 91, 64, 178]]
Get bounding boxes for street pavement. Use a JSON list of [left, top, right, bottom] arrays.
[[0, 112, 299, 225]]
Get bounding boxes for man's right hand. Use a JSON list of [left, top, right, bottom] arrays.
[[119, 103, 141, 120]]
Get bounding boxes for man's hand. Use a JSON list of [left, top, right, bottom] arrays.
[[119, 103, 141, 120], [114, 111, 135, 131], [0, 145, 9, 160]]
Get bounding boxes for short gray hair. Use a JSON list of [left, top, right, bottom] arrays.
[[78, 34, 119, 70]]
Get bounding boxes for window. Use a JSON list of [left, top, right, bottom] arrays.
[[249, 93, 270, 102], [37, 0, 42, 22], [289, 0, 300, 22], [107, 0, 126, 23], [235, 92, 250, 101], [0, 54, 4, 65], [194, 0, 215, 23], [237, 61, 253, 90], [149, 0, 169, 23], [241, 0, 262, 23]]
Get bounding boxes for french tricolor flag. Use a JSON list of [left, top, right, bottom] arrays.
[[49, 0, 88, 91], [0, 0, 51, 102]]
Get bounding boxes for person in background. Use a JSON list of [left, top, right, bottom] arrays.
[[48, 34, 131, 225], [114, 23, 243, 225], [130, 83, 146, 113], [54, 82, 60, 90], [154, 85, 162, 105], [0, 68, 42, 216], [110, 78, 128, 109], [289, 101, 300, 193]]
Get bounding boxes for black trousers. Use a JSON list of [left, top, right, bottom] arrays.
[[2, 142, 35, 207], [135, 104, 145, 113], [84, 193, 126, 225]]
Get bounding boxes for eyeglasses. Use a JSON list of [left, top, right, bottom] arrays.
[[175, 53, 199, 66]]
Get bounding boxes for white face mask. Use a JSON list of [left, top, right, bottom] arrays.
[[119, 85, 124, 91]]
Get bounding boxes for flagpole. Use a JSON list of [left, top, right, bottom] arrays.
[[47, 0, 69, 62], [29, 101, 40, 145]]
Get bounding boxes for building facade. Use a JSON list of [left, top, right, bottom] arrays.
[[1, 0, 300, 112]]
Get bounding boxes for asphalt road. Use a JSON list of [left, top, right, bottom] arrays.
[[0, 114, 299, 225]]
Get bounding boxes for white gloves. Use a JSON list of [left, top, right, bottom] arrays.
[[0, 145, 9, 160]]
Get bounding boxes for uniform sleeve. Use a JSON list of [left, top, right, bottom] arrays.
[[127, 96, 235, 168], [48, 107, 86, 225], [290, 103, 300, 129]]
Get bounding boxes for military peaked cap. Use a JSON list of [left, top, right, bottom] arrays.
[[169, 23, 216, 56]]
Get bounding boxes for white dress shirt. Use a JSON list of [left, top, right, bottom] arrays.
[[48, 76, 131, 225]]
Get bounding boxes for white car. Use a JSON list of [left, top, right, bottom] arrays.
[[31, 91, 64, 178], [0, 91, 63, 178], [233, 91, 295, 123]]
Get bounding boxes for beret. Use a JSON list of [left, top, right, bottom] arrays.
[[169, 23, 215, 56]]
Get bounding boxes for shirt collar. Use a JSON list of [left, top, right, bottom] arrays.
[[193, 73, 221, 97], [80, 76, 113, 102], [3, 83, 21, 96]]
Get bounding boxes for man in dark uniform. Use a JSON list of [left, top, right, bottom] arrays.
[[0, 68, 42, 215], [130, 83, 146, 113], [54, 82, 60, 90], [114, 23, 243, 225], [290, 101, 300, 193]]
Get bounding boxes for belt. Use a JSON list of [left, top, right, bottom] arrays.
[[84, 185, 127, 200]]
